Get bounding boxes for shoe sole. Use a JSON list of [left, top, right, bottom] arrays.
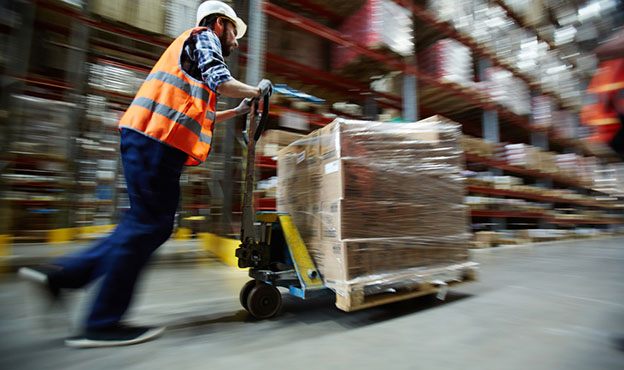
[[65, 327, 166, 348], [18, 267, 49, 285]]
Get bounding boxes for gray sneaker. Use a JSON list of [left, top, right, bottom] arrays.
[[18, 266, 63, 303], [65, 324, 165, 348]]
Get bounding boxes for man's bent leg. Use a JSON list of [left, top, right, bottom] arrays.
[[85, 128, 186, 329]]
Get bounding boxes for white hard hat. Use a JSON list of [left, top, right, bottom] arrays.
[[196, 1, 247, 39]]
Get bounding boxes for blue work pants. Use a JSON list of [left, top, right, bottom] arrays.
[[52, 128, 187, 329]]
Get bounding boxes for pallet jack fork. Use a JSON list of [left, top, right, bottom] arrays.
[[235, 93, 329, 319]]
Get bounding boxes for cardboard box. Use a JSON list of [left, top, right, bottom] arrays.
[[474, 231, 500, 247], [257, 130, 304, 157], [92, 0, 165, 34]]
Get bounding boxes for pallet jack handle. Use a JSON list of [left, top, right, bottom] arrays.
[[240, 92, 270, 244]]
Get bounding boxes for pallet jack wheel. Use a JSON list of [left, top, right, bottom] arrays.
[[246, 282, 282, 319], [239, 280, 257, 311]]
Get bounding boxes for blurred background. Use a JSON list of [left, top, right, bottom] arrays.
[[1, 0, 624, 368], [0, 0, 623, 252]]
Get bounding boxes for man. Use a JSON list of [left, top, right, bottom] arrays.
[[582, 29, 624, 159], [18, 1, 272, 348]]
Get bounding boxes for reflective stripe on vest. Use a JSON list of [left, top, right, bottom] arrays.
[[145, 71, 211, 103], [130, 97, 213, 145], [118, 27, 217, 166]]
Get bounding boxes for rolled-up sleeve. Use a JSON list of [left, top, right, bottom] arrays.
[[193, 31, 232, 93]]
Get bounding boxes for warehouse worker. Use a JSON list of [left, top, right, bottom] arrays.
[[582, 29, 624, 159], [18, 1, 273, 348]]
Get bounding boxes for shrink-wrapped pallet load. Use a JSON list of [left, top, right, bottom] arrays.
[[277, 116, 475, 308]]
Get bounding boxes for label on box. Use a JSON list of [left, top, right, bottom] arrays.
[[296, 151, 306, 164], [325, 160, 339, 174]]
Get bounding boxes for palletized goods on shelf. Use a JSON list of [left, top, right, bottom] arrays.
[[420, 39, 474, 87], [332, 0, 413, 72], [461, 134, 611, 189]]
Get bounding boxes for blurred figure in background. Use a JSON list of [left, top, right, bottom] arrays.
[[18, 0, 273, 348], [582, 29, 624, 159], [586, 29, 624, 351]]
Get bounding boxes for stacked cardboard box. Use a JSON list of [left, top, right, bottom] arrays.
[[556, 153, 579, 178], [531, 95, 554, 128], [504, 143, 529, 166], [483, 67, 531, 116], [267, 21, 327, 71], [277, 116, 470, 295], [92, 0, 166, 34], [460, 135, 498, 158], [256, 130, 305, 157]]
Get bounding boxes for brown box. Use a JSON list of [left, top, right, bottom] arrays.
[[257, 130, 304, 157], [474, 231, 500, 247]]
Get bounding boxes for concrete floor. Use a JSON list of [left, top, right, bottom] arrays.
[[0, 237, 623, 370]]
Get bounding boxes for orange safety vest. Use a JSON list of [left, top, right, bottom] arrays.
[[119, 27, 217, 166], [581, 58, 624, 143]]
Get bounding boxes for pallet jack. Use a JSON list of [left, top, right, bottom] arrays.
[[235, 93, 329, 319]]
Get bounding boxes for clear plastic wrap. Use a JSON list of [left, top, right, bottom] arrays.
[[277, 116, 474, 296]]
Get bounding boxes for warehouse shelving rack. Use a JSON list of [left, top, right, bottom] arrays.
[[250, 0, 624, 236], [1, 0, 622, 242]]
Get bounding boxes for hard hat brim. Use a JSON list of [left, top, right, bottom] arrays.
[[231, 16, 246, 39], [217, 14, 246, 39]]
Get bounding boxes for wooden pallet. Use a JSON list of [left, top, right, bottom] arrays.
[[335, 262, 478, 312]]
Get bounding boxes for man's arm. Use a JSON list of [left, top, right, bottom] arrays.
[[595, 30, 624, 61], [215, 109, 237, 123], [214, 98, 253, 123], [214, 81, 272, 122], [217, 78, 261, 98]]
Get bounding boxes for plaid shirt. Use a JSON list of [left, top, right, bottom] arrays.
[[182, 29, 232, 93]]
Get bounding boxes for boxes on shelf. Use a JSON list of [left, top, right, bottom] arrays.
[[164, 0, 197, 38], [135, 0, 166, 34], [277, 116, 471, 295], [552, 110, 577, 139], [531, 95, 554, 128], [504, 143, 529, 166], [460, 135, 497, 158], [578, 156, 598, 187], [91, 0, 165, 34], [420, 39, 474, 87], [331, 0, 413, 72], [524, 146, 543, 171], [483, 67, 531, 116], [556, 153, 580, 178], [473, 231, 500, 248], [256, 130, 305, 157], [493, 176, 522, 190], [12, 95, 73, 158], [537, 151, 559, 174], [267, 20, 327, 71], [88, 63, 147, 96], [516, 229, 569, 242]]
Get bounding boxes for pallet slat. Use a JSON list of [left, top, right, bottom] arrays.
[[334, 262, 478, 312]]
